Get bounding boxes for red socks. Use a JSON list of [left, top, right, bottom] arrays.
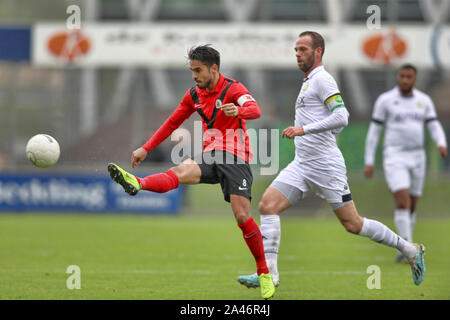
[[238, 217, 269, 275], [136, 170, 179, 193]]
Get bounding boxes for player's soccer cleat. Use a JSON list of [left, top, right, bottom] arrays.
[[408, 244, 426, 286], [238, 273, 259, 288], [259, 273, 275, 300], [107, 163, 141, 196], [237, 273, 280, 288]]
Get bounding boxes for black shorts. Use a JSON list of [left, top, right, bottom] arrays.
[[193, 150, 253, 202]]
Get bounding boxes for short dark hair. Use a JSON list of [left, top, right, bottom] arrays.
[[299, 31, 325, 57], [399, 63, 417, 74], [187, 44, 220, 69]]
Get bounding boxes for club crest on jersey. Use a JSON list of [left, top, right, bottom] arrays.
[[302, 82, 310, 92], [215, 99, 222, 109]]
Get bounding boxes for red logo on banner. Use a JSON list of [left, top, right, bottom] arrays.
[[362, 29, 407, 64], [47, 30, 90, 62]]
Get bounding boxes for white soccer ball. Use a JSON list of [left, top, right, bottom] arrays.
[[26, 134, 60, 168]]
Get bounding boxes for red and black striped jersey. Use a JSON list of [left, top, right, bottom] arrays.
[[142, 73, 261, 163]]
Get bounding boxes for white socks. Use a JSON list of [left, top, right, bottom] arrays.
[[260, 215, 281, 280], [259, 214, 419, 276], [394, 209, 412, 242], [394, 209, 412, 257], [359, 217, 417, 259], [410, 211, 417, 241]]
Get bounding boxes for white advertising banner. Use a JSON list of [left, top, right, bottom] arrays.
[[32, 23, 450, 69]]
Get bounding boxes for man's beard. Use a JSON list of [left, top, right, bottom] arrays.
[[197, 78, 212, 89], [400, 86, 413, 96], [300, 56, 315, 73]]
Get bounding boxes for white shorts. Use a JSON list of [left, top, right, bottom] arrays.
[[271, 155, 351, 204], [383, 150, 426, 196]]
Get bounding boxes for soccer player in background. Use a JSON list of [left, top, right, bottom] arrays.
[[237, 31, 427, 290], [364, 64, 448, 263], [107, 45, 275, 299]]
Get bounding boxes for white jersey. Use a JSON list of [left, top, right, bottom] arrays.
[[364, 86, 447, 167], [372, 87, 437, 153], [294, 65, 349, 162], [273, 65, 351, 204]]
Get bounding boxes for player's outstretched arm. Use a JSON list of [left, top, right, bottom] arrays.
[[364, 121, 383, 178], [426, 119, 448, 158], [281, 126, 304, 139], [300, 106, 349, 136], [438, 146, 448, 158], [135, 92, 195, 168], [424, 96, 447, 158], [364, 165, 374, 179], [281, 107, 348, 139], [235, 100, 261, 120], [221, 103, 239, 117], [131, 147, 148, 168], [221, 101, 261, 120], [228, 83, 261, 120], [364, 94, 386, 177]]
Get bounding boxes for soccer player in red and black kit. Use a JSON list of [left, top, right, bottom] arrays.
[[107, 45, 275, 299]]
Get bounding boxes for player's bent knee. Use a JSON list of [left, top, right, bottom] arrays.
[[258, 200, 277, 215], [169, 164, 200, 184], [168, 166, 183, 178], [343, 223, 360, 234], [234, 212, 251, 224], [258, 201, 268, 214], [393, 190, 411, 209], [394, 199, 411, 210]]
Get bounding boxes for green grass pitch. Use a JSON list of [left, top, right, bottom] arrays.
[[0, 213, 449, 300]]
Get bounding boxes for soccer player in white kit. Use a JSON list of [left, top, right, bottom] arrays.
[[364, 64, 447, 263], [237, 31, 427, 290]]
